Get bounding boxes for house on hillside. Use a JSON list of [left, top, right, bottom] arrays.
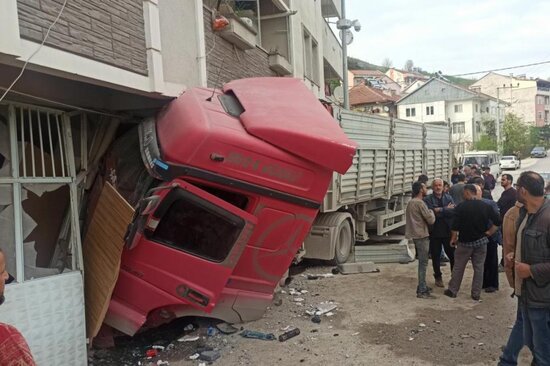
[[470, 72, 550, 126], [402, 79, 427, 95], [396, 78, 503, 158], [349, 84, 399, 116], [349, 69, 402, 95], [386, 68, 429, 88]]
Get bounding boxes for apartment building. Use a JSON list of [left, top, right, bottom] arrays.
[[396, 78, 501, 158], [470, 72, 550, 127]]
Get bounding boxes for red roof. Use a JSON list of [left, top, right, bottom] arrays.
[[349, 84, 399, 106]]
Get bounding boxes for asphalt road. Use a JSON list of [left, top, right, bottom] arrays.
[[492, 152, 550, 200]]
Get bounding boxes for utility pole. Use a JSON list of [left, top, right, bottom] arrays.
[[340, 0, 348, 109], [496, 83, 519, 154], [336, 0, 360, 110]]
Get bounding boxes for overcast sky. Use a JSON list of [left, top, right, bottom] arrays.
[[344, 0, 550, 80]]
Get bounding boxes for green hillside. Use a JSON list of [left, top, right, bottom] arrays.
[[348, 57, 476, 87]]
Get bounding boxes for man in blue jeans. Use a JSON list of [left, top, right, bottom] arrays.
[[500, 171, 550, 365], [406, 181, 436, 298]]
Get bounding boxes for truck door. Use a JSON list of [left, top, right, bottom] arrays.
[[124, 178, 256, 313]]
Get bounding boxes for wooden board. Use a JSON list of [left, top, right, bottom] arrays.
[[83, 182, 134, 338]]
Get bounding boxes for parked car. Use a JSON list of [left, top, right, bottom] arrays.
[[530, 146, 547, 158], [500, 155, 521, 170]]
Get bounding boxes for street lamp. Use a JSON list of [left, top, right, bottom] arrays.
[[337, 0, 361, 109]]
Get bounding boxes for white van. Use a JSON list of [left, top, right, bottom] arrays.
[[461, 150, 501, 177]]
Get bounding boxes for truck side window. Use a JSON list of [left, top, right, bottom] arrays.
[[152, 192, 245, 262]]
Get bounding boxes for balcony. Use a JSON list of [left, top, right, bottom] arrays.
[[321, 0, 341, 18], [219, 17, 257, 50], [322, 19, 342, 80]]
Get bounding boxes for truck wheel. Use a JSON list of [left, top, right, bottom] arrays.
[[331, 220, 353, 265]]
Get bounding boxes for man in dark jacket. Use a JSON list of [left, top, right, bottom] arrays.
[[445, 185, 501, 300], [482, 166, 496, 191], [424, 178, 455, 287], [503, 171, 550, 364]]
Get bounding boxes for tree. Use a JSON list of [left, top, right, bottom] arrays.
[[382, 57, 393, 68], [474, 135, 496, 151], [502, 113, 529, 155], [481, 118, 496, 138], [404, 59, 414, 72]]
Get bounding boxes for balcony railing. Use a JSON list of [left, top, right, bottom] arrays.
[[322, 19, 342, 79]]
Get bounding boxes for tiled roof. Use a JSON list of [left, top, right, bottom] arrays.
[[350, 69, 386, 77], [349, 84, 400, 106]]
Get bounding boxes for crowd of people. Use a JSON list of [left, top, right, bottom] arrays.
[[406, 166, 550, 365]]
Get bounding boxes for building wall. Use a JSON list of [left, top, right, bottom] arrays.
[[288, 0, 325, 97], [397, 100, 446, 123], [158, 0, 205, 88], [471, 73, 538, 125], [203, 5, 276, 88], [17, 0, 148, 75]]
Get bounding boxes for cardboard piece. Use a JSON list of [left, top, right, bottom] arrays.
[[22, 185, 70, 267], [83, 182, 134, 338]]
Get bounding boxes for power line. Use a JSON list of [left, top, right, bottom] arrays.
[[451, 60, 550, 77], [0, 0, 69, 103]]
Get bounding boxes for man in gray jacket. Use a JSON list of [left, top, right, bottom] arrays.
[[406, 181, 436, 299], [503, 171, 550, 364]]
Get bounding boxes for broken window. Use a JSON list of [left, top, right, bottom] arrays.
[[0, 103, 81, 282], [152, 189, 245, 263]]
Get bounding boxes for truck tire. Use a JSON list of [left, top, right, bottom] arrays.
[[331, 219, 353, 265]]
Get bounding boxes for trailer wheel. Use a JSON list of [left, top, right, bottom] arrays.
[[331, 219, 353, 265]]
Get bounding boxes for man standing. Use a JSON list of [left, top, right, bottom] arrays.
[[406, 182, 436, 299], [451, 167, 460, 185], [463, 166, 473, 180], [445, 185, 501, 300], [449, 173, 466, 205], [482, 166, 496, 191], [498, 174, 517, 220], [424, 178, 456, 287], [498, 201, 527, 366], [469, 175, 493, 200], [505, 171, 550, 363], [0, 249, 36, 365]]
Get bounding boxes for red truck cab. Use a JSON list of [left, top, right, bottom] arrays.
[[104, 78, 356, 335]]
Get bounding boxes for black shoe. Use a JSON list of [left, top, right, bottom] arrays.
[[444, 289, 456, 298], [484, 287, 498, 293], [441, 257, 450, 263], [417, 292, 437, 299], [471, 294, 481, 301]]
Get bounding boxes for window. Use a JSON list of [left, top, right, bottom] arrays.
[[539, 111, 544, 119], [302, 27, 319, 84], [546, 96, 550, 105], [454, 104, 463, 113], [486, 106, 489, 113], [452, 122, 465, 134], [153, 190, 246, 263], [537, 96, 545, 105], [406, 107, 416, 117], [475, 104, 479, 112], [476, 121, 481, 133], [426, 106, 434, 115]]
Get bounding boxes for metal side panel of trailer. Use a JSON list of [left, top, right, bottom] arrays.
[[424, 124, 452, 181]]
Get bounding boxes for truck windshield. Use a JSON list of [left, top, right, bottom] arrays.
[[152, 190, 245, 262]]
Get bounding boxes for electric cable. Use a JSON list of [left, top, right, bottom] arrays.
[[0, 0, 69, 103]]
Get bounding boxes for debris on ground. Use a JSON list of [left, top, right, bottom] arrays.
[[177, 335, 200, 342], [311, 315, 321, 324], [215, 322, 239, 335], [278, 328, 300, 342], [305, 273, 334, 280], [475, 315, 484, 320], [199, 350, 221, 362], [189, 353, 200, 360], [239, 330, 276, 340]]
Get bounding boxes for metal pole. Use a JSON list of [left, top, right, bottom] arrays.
[[496, 87, 500, 154], [341, 0, 349, 109]]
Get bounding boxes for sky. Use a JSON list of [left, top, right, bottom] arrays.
[[343, 0, 550, 80]]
